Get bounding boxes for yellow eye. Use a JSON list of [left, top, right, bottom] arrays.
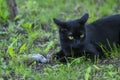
[[68, 36, 74, 40], [80, 34, 84, 38]]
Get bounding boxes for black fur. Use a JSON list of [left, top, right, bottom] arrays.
[[53, 13, 120, 62]]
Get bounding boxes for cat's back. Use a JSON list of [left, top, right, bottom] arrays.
[[85, 14, 120, 47], [91, 14, 120, 28]]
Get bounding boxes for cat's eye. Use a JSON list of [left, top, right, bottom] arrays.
[[80, 34, 84, 38], [68, 36, 74, 40]]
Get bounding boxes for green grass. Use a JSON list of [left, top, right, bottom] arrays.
[[0, 0, 120, 80]]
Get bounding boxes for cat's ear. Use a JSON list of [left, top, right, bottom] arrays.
[[77, 13, 89, 25], [53, 18, 66, 28]]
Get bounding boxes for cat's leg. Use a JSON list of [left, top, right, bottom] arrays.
[[118, 32, 120, 44], [53, 49, 67, 62], [84, 43, 102, 61], [53, 50, 64, 58]]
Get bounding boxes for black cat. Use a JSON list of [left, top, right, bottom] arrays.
[[53, 13, 120, 62]]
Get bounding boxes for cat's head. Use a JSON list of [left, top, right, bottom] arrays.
[[53, 13, 89, 56], [53, 13, 89, 41]]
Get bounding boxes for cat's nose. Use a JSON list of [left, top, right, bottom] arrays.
[[72, 40, 81, 48]]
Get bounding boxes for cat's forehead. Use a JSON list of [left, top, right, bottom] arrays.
[[66, 20, 80, 29]]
